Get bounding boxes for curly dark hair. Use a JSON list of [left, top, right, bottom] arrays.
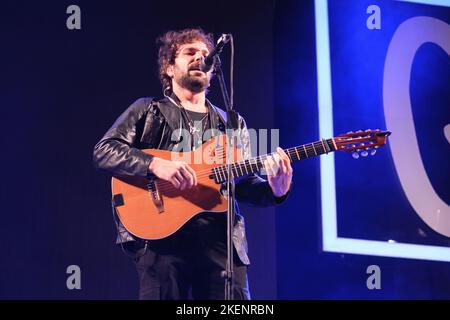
[[157, 28, 214, 92]]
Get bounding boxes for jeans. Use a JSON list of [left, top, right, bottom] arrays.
[[123, 213, 251, 300]]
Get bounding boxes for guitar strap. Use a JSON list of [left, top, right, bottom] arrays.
[[209, 102, 227, 133]]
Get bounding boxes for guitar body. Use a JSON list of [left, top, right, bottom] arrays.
[[111, 134, 242, 240]]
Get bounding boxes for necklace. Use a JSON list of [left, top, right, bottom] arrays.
[[166, 95, 210, 149], [183, 110, 209, 135], [182, 109, 210, 150]]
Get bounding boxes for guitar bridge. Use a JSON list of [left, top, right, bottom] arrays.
[[147, 180, 164, 213]]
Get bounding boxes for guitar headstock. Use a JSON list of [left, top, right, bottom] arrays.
[[335, 129, 391, 158]]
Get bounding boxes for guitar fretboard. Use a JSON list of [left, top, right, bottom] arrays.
[[210, 138, 336, 183]]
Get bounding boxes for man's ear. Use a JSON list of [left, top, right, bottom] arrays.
[[166, 65, 174, 78]]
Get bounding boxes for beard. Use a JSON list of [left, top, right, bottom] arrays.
[[177, 70, 210, 93]]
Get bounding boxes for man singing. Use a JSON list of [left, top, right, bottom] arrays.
[[93, 28, 293, 300]]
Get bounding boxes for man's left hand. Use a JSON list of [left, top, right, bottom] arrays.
[[263, 147, 293, 197]]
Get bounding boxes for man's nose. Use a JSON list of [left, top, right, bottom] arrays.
[[194, 52, 204, 61]]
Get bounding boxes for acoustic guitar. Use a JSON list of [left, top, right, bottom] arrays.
[[111, 129, 391, 240]]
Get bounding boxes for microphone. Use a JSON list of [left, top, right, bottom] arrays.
[[199, 34, 231, 72]]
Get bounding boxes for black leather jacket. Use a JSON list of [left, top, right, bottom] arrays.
[[93, 96, 289, 265]]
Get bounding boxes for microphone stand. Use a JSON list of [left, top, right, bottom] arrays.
[[213, 56, 239, 301]]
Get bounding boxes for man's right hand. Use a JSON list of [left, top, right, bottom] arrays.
[[148, 157, 197, 190]]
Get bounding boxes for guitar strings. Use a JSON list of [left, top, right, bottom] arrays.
[[149, 137, 377, 192], [188, 142, 329, 178], [153, 146, 325, 193], [168, 136, 371, 182], [159, 143, 329, 182]]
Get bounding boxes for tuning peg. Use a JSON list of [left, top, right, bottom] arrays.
[[361, 149, 368, 157], [370, 148, 377, 156], [352, 151, 360, 159]]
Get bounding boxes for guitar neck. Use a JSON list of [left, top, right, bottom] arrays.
[[211, 138, 337, 183]]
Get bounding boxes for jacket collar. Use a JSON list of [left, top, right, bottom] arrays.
[[157, 92, 227, 133]]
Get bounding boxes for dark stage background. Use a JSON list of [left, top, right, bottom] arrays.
[[1, 0, 449, 299]]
